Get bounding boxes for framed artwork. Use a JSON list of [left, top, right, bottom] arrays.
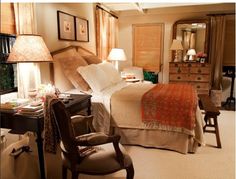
[[75, 17, 89, 42], [57, 11, 75, 41]]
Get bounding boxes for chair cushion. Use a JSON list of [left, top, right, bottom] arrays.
[[61, 143, 132, 174]]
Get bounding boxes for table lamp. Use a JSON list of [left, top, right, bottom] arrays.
[[7, 34, 53, 99], [187, 49, 196, 61], [170, 39, 183, 62], [7, 34, 53, 63], [107, 48, 127, 71]]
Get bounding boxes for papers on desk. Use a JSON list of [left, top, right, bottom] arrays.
[[0, 99, 29, 112], [18, 102, 44, 116]]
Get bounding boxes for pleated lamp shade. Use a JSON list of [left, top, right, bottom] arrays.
[[7, 34, 53, 63]]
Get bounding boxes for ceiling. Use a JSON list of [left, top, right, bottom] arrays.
[[101, 3, 211, 13]]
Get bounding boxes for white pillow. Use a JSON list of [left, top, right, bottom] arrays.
[[98, 62, 122, 84], [77, 64, 112, 93]]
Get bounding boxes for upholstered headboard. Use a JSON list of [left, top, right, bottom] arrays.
[[51, 45, 94, 92]]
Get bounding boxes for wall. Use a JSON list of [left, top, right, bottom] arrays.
[[35, 3, 96, 83], [118, 3, 235, 83]]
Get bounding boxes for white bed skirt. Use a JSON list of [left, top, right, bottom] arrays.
[[112, 127, 199, 154]]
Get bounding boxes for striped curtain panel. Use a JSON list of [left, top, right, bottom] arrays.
[[96, 7, 118, 61]]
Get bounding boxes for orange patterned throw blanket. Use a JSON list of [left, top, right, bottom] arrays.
[[141, 84, 197, 135]]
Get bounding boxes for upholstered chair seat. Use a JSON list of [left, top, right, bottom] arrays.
[[61, 142, 132, 174]]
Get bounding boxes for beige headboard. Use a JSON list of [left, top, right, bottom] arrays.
[[50, 45, 94, 92]]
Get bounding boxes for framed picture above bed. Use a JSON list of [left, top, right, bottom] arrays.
[[75, 17, 89, 42], [57, 11, 75, 41]]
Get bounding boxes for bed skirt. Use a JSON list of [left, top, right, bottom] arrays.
[[112, 127, 199, 154]]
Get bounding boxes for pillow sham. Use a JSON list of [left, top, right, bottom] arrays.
[[59, 55, 90, 91], [77, 64, 112, 93], [98, 62, 122, 84], [82, 55, 102, 64]]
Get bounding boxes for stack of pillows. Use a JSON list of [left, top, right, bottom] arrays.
[[59, 52, 123, 93]]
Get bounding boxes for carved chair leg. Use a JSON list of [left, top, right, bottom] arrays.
[[71, 171, 79, 179], [126, 163, 134, 179], [62, 165, 67, 179]]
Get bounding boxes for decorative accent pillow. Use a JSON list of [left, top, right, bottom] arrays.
[[82, 55, 102, 64], [98, 62, 122, 84], [59, 55, 90, 91], [77, 64, 112, 93]]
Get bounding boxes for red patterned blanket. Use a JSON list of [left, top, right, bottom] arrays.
[[141, 84, 197, 133]]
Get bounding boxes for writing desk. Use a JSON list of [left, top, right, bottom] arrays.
[[0, 94, 91, 179]]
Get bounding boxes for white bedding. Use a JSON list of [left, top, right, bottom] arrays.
[[66, 80, 128, 134]]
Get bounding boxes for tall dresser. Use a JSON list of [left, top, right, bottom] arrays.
[[169, 62, 211, 95]]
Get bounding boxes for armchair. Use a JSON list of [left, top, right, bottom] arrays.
[[51, 99, 134, 179]]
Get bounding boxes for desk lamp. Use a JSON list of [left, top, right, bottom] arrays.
[[7, 34, 53, 98]]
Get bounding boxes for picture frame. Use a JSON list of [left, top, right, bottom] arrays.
[[75, 17, 89, 42], [200, 58, 205, 63], [57, 11, 75, 41]]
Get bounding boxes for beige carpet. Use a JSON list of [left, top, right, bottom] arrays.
[[1, 110, 235, 179]]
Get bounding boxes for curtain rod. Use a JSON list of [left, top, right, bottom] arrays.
[[96, 5, 118, 19], [207, 12, 235, 16]]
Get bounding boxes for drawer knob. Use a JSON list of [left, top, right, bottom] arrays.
[[198, 69, 202, 73], [177, 76, 181, 80], [197, 85, 200, 88], [197, 77, 201, 80]]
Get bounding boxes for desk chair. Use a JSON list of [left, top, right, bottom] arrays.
[[51, 99, 134, 179]]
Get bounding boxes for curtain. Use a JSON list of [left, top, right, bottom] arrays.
[[96, 7, 118, 60], [208, 15, 226, 90], [13, 3, 41, 98]]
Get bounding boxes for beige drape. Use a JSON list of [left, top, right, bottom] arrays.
[[208, 15, 226, 90], [13, 3, 41, 98], [96, 7, 118, 60]]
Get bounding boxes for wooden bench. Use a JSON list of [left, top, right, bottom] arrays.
[[198, 94, 221, 148]]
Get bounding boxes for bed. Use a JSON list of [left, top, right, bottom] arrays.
[[51, 45, 204, 154]]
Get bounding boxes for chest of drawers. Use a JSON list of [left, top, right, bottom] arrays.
[[169, 62, 211, 95]]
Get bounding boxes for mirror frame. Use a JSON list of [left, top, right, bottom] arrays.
[[172, 19, 210, 62]]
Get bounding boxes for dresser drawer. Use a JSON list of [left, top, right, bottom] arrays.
[[190, 82, 210, 90], [189, 74, 210, 82], [190, 67, 210, 74], [197, 89, 210, 95], [169, 66, 189, 74], [169, 74, 189, 81], [169, 63, 183, 67]]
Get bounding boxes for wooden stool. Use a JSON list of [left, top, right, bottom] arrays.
[[198, 94, 221, 148]]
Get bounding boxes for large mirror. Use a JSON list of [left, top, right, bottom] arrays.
[[172, 19, 209, 62]]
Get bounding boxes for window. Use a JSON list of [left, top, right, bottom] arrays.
[[0, 33, 17, 94], [133, 24, 164, 72]]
